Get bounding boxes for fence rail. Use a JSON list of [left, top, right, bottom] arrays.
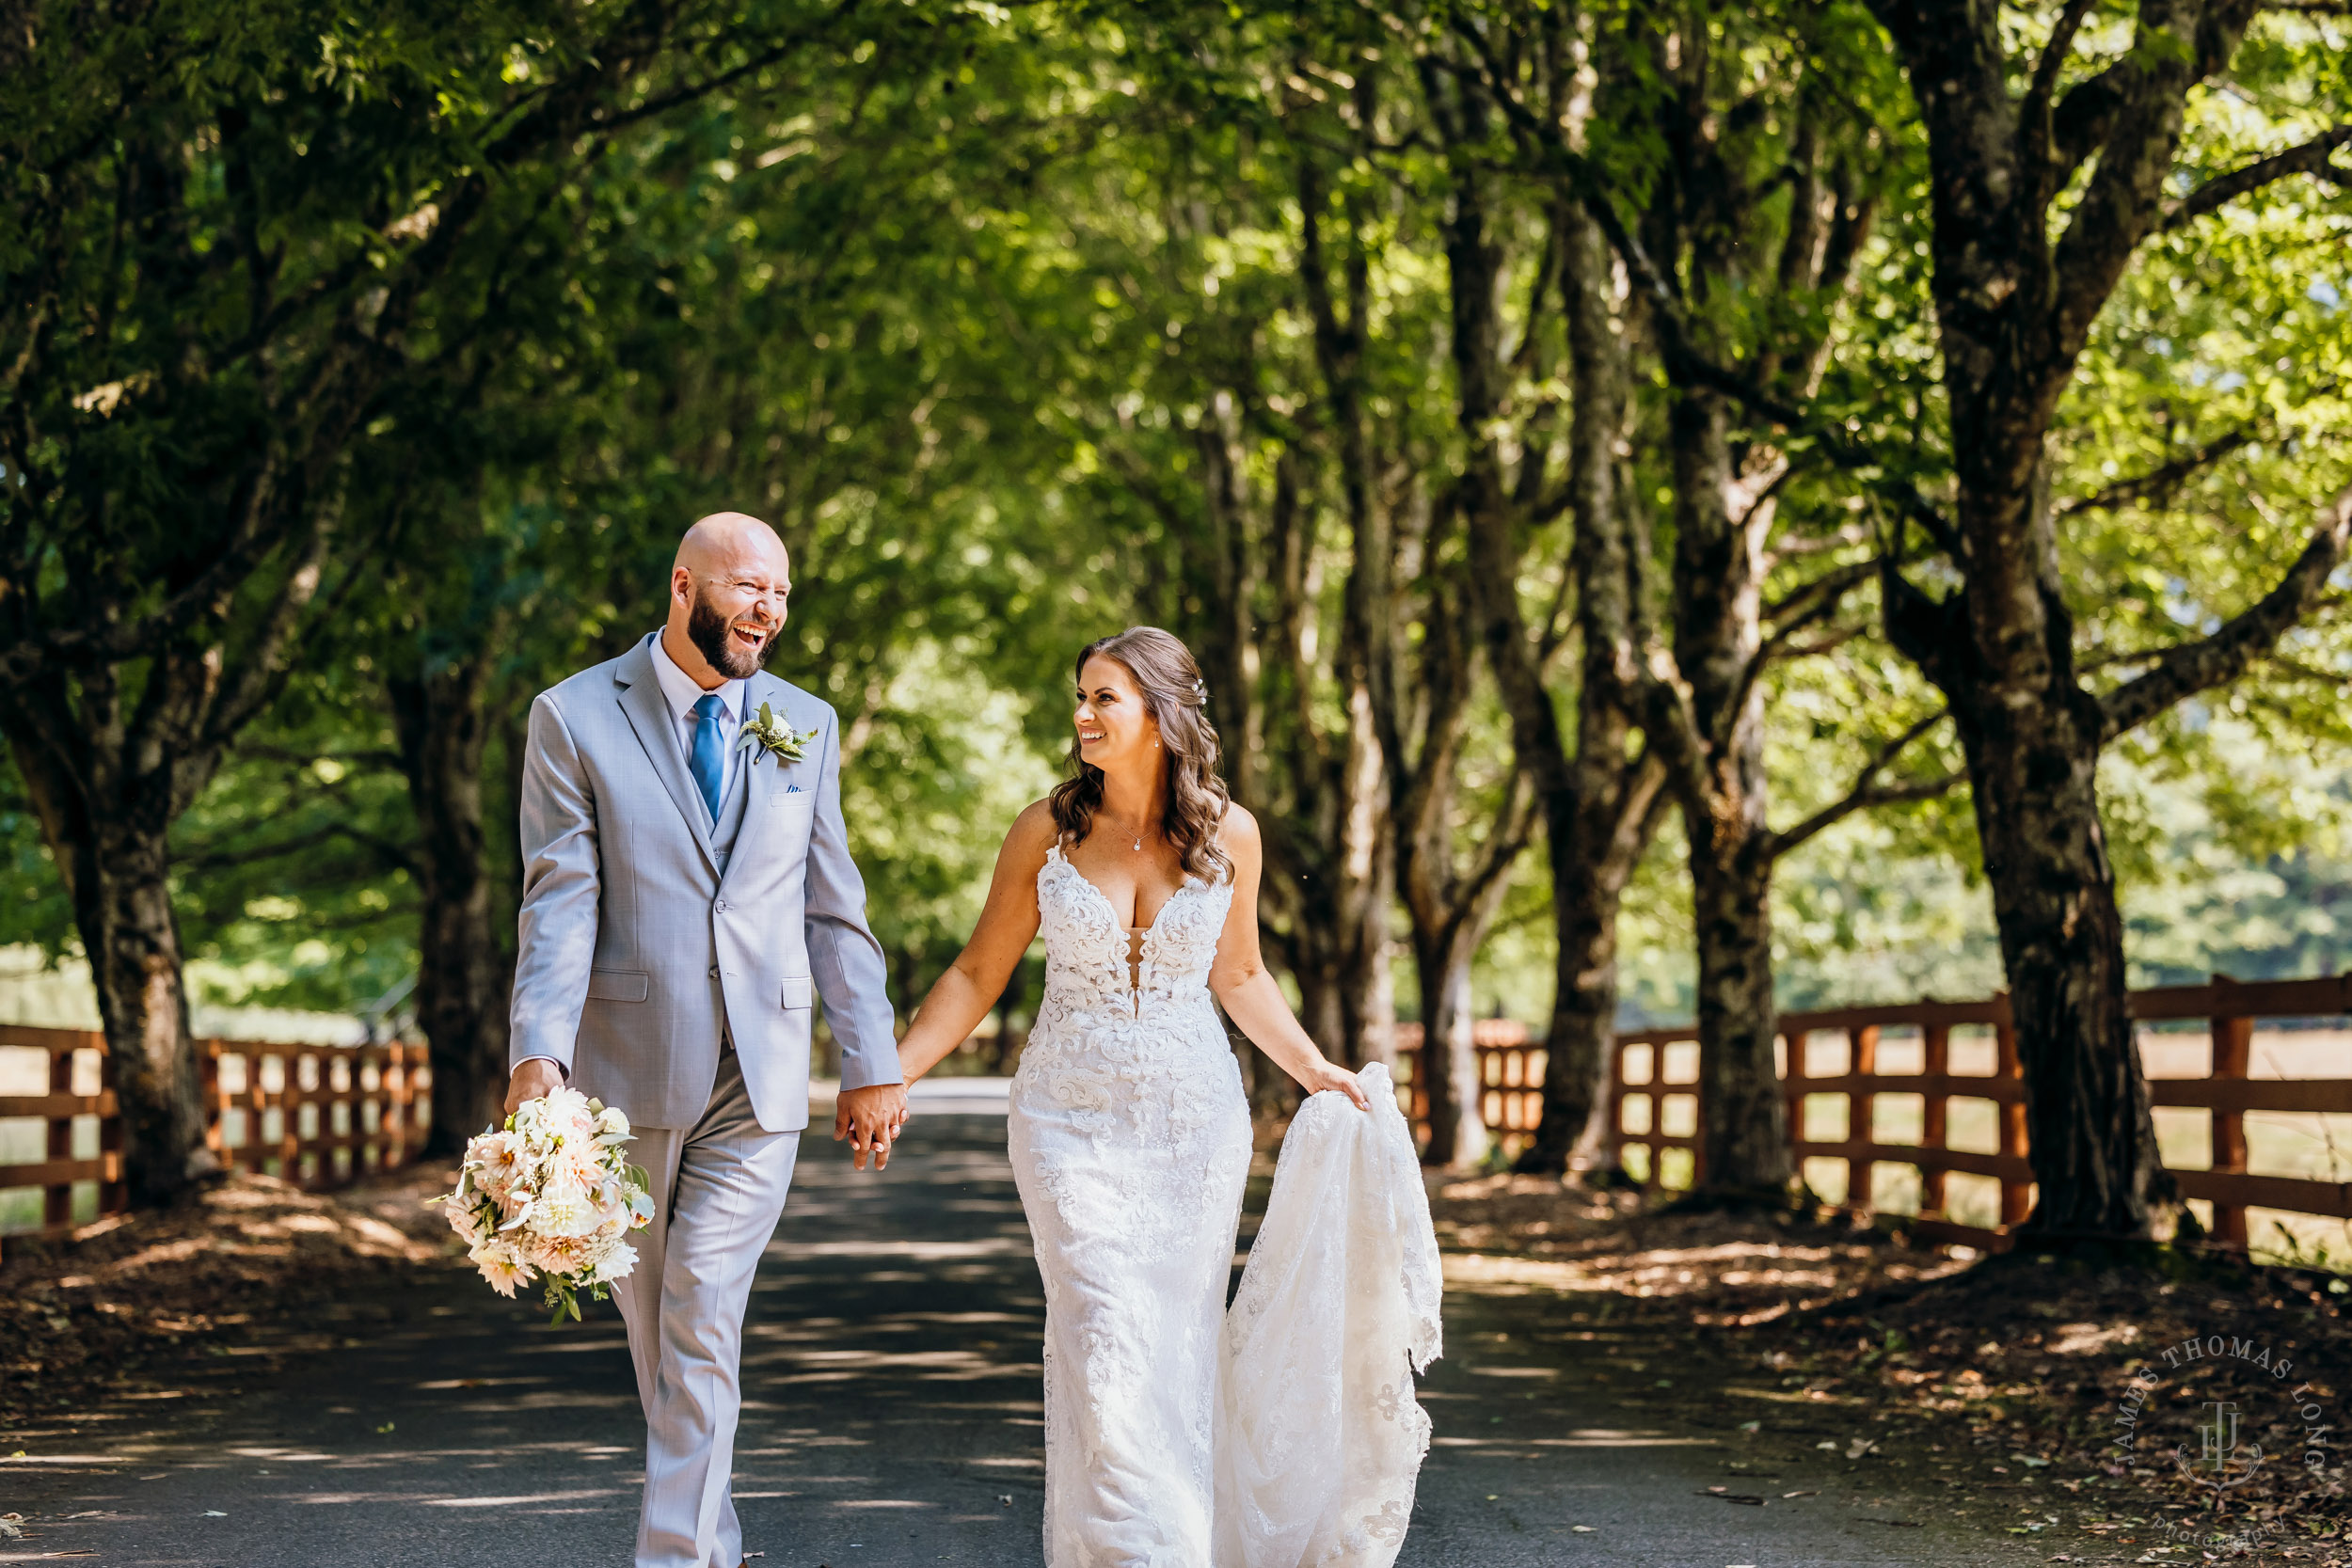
[[1395, 973, 2352, 1253], [0, 1024, 431, 1240]]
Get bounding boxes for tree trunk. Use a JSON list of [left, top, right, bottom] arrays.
[[1287, 879, 1394, 1077], [1687, 814, 1789, 1196], [1517, 773, 1664, 1175], [1959, 694, 2169, 1236], [1188, 372, 1394, 1103], [1663, 386, 1795, 1201], [1458, 199, 1669, 1180], [90, 820, 215, 1203], [1415, 928, 1486, 1170], [7, 719, 217, 1205], [1858, 0, 2281, 1244], [388, 658, 512, 1153]]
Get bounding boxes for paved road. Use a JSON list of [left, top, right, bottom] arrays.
[[4, 1093, 2045, 1567]]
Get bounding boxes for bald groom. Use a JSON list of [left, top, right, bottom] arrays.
[[505, 514, 909, 1568]]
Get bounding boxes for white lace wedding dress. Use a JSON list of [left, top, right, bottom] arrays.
[[1009, 844, 1440, 1568]]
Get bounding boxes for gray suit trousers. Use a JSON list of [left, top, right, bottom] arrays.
[[614, 1050, 799, 1568]]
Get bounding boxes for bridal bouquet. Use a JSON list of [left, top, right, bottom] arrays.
[[437, 1086, 656, 1324]]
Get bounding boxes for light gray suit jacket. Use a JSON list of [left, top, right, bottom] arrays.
[[507, 632, 901, 1132]]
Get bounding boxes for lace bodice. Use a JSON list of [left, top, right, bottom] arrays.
[[1034, 843, 1230, 1019], [1013, 843, 1236, 1142]]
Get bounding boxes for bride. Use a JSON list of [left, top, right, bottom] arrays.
[[889, 626, 1439, 1568]]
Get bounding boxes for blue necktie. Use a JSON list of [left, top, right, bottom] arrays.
[[690, 693, 726, 822]]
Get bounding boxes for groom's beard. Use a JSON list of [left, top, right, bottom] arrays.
[[688, 590, 777, 680]]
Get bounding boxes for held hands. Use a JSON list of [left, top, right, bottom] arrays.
[[1302, 1057, 1373, 1111], [834, 1082, 911, 1170]]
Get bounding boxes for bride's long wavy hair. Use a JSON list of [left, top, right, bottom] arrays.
[[1049, 627, 1233, 886]]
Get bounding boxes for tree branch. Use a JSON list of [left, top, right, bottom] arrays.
[[178, 820, 419, 879], [199, 511, 337, 757], [1774, 771, 1963, 856], [1732, 559, 1879, 723], [2099, 485, 2352, 740], [2044, 55, 2140, 186], [1634, 655, 1715, 817], [1775, 623, 1872, 661], [578, 6, 863, 139], [2047, 0, 2269, 360], [1764, 557, 1877, 625], [2021, 0, 2103, 177], [1765, 706, 1958, 857], [2058, 429, 2255, 514], [1448, 769, 1540, 942], [2257, 653, 2352, 687], [1439, 27, 1962, 553], [2159, 124, 2352, 231]]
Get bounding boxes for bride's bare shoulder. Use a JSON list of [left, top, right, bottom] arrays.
[[1004, 799, 1063, 863], [1215, 801, 1263, 862]]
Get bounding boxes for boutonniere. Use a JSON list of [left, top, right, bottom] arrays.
[[736, 702, 818, 767]]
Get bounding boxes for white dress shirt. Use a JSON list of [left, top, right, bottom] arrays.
[[518, 632, 746, 1083], [650, 630, 748, 816]]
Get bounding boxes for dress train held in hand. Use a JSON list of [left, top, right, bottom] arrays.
[[1009, 844, 1439, 1568]]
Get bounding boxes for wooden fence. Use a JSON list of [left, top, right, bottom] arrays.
[[1390, 1018, 1548, 1134], [1395, 973, 2352, 1252], [0, 1024, 430, 1241]]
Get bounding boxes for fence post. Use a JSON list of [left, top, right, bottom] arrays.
[[1393, 1032, 1425, 1125], [1606, 1038, 1629, 1180], [199, 1039, 224, 1169], [1782, 1024, 1806, 1196], [2209, 974, 2251, 1249], [42, 1045, 72, 1230], [98, 1045, 125, 1216], [1850, 1024, 1880, 1212], [1920, 1022, 1950, 1220], [1994, 995, 2031, 1228], [278, 1051, 301, 1177], [382, 1045, 402, 1169], [1689, 1031, 1706, 1191]]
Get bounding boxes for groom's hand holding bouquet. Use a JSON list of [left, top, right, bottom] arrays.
[[439, 1075, 657, 1323]]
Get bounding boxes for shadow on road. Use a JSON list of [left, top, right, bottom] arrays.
[[3, 1109, 2045, 1566]]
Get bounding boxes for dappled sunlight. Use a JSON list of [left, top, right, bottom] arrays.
[[2042, 1320, 2144, 1357], [1433, 1180, 1975, 1324]]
